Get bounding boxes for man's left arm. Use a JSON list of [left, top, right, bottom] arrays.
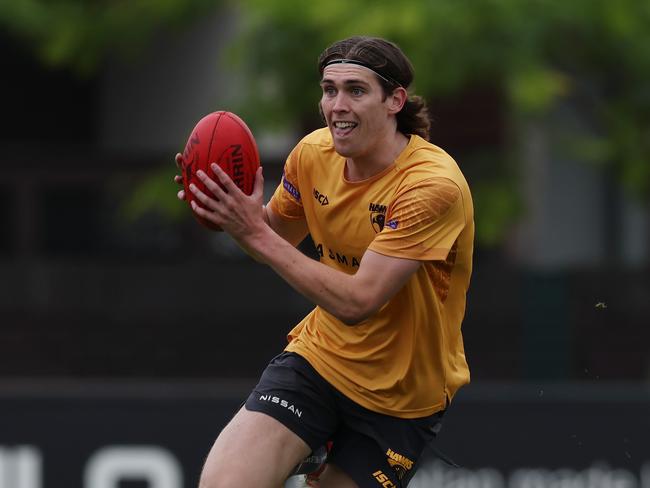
[[189, 164, 421, 325]]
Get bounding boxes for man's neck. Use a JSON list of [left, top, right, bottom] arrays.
[[345, 131, 409, 181]]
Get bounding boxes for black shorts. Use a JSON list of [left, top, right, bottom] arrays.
[[244, 352, 445, 488]]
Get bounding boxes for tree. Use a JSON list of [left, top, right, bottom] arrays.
[[230, 0, 650, 244], [0, 0, 218, 74], [4, 0, 649, 245]]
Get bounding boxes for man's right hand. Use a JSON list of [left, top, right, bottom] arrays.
[[174, 153, 186, 201]]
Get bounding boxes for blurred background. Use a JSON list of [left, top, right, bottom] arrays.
[[0, 1, 648, 487]]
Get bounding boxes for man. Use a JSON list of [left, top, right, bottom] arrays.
[[176, 36, 474, 488]]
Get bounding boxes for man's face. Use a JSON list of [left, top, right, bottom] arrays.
[[320, 64, 400, 163]]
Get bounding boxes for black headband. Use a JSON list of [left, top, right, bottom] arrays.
[[323, 58, 402, 87]]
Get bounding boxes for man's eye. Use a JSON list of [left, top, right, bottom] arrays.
[[351, 87, 364, 96], [323, 87, 336, 96]]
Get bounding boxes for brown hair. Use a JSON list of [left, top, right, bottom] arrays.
[[318, 36, 431, 140]]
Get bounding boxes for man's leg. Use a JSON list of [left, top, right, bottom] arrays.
[[316, 464, 359, 488], [199, 406, 311, 488]]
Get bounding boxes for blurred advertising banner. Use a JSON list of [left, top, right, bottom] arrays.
[[0, 381, 647, 488], [411, 383, 649, 488]]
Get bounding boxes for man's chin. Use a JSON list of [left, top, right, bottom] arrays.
[[331, 139, 354, 158], [333, 147, 353, 159]]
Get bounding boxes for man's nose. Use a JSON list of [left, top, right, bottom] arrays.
[[332, 93, 349, 112]]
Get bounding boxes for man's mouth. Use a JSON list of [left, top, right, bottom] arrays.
[[332, 121, 358, 136]]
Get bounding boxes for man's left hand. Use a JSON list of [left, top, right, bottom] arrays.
[[189, 163, 266, 247]]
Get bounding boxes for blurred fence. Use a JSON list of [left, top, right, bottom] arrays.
[[1, 251, 648, 381]]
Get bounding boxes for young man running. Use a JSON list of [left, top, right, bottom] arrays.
[[176, 36, 474, 488]]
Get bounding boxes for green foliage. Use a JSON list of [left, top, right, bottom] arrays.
[[473, 179, 521, 246], [232, 0, 650, 129], [0, 0, 219, 74], [4, 0, 649, 243], [120, 165, 186, 223], [508, 67, 570, 114], [229, 0, 650, 243]]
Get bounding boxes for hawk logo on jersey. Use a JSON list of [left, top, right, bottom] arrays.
[[369, 202, 387, 233], [313, 188, 329, 205]]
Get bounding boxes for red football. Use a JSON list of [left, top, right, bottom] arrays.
[[181, 111, 260, 230]]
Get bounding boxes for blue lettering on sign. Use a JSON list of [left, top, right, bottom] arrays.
[[282, 170, 301, 202]]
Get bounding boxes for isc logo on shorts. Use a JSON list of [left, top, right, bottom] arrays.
[[372, 470, 396, 487], [258, 394, 303, 418]]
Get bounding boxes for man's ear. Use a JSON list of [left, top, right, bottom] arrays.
[[387, 87, 408, 115], [318, 102, 325, 123]]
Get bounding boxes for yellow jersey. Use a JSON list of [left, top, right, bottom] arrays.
[[269, 128, 474, 418]]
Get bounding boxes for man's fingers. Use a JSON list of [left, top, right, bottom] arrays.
[[190, 200, 220, 226], [197, 169, 228, 201], [189, 182, 218, 210], [253, 166, 264, 200], [210, 163, 241, 194], [174, 154, 185, 200]]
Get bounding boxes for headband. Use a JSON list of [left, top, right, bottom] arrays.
[[323, 58, 402, 87]]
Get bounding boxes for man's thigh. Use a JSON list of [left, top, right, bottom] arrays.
[[244, 352, 339, 451], [318, 463, 359, 488], [199, 406, 311, 488]]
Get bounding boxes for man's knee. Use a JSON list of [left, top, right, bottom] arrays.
[[198, 469, 240, 488], [317, 464, 359, 488]]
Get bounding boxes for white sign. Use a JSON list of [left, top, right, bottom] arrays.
[[0, 445, 182, 488]]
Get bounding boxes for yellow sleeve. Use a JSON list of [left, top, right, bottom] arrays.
[[368, 177, 466, 261], [268, 144, 305, 220]]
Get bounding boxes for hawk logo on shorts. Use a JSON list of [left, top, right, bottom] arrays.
[[385, 449, 414, 480], [369, 202, 387, 233]]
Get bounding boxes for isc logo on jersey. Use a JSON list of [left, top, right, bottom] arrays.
[[313, 188, 329, 205]]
